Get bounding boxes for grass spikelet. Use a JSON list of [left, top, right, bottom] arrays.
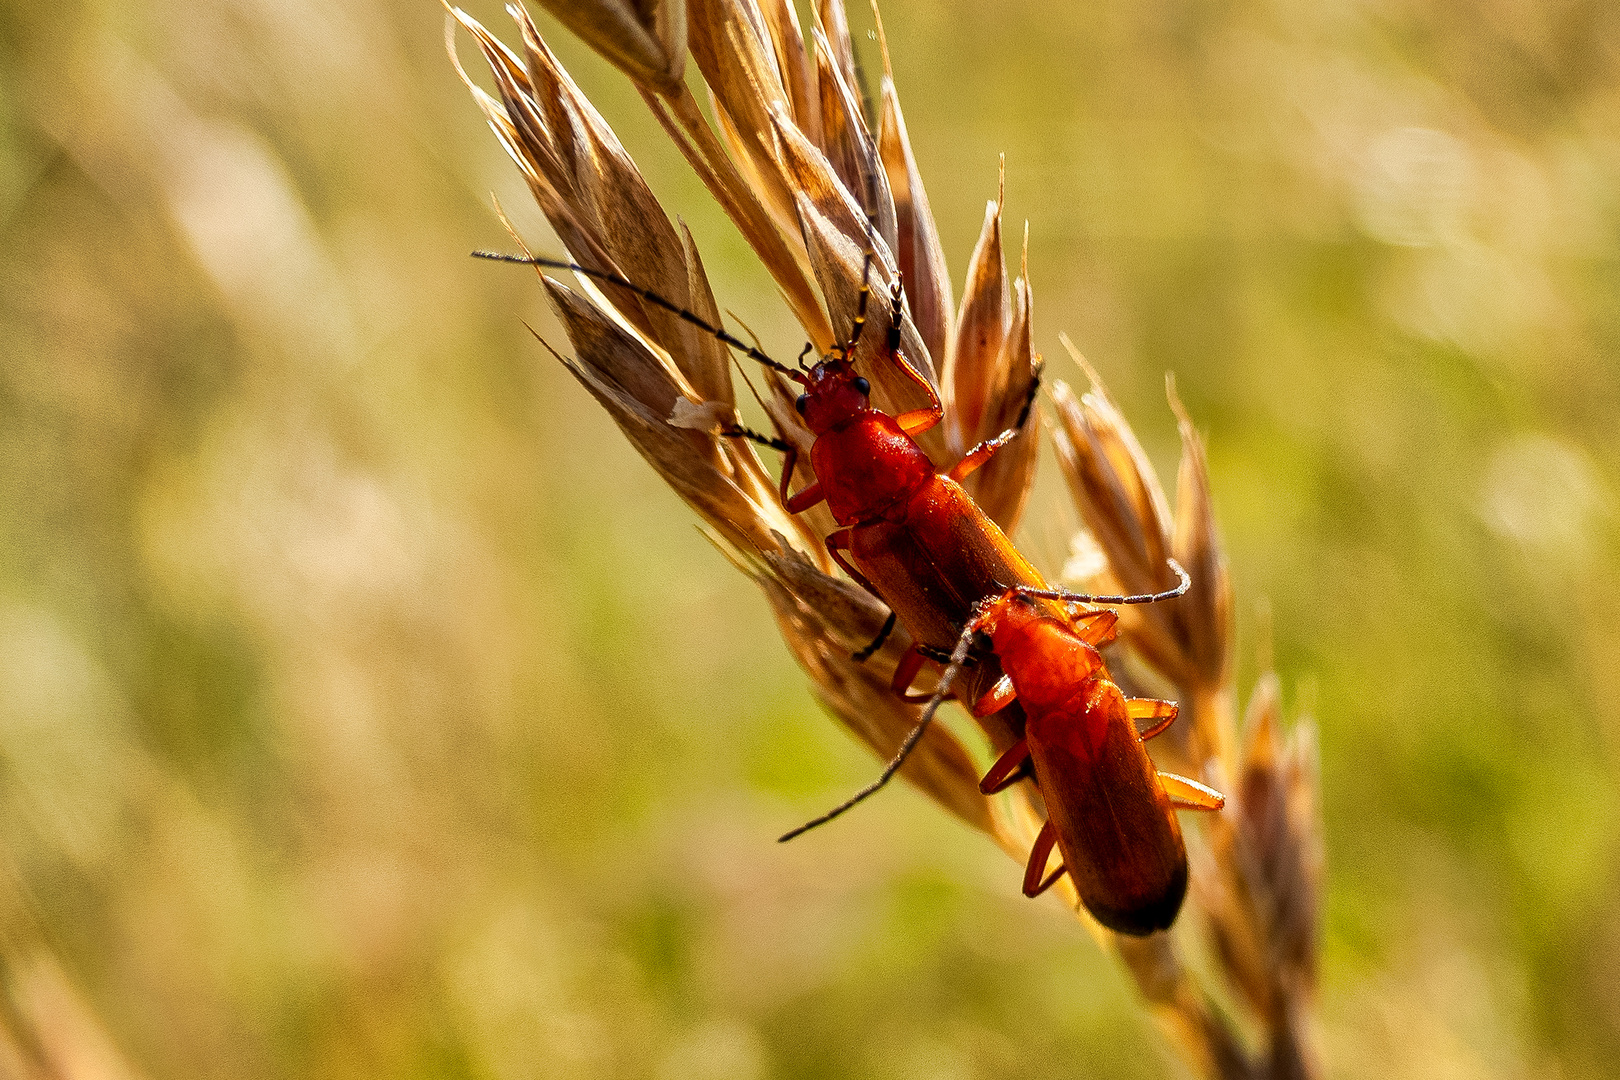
[[449, 1, 1016, 854], [1051, 343, 1322, 1073], [529, 0, 687, 93]]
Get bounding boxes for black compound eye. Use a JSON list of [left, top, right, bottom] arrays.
[[795, 393, 809, 415], [852, 376, 870, 396]]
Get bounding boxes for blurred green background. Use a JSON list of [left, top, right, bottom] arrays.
[[3, 0, 1619, 1077]]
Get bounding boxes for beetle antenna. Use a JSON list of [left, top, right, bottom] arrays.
[[837, 166, 886, 362], [841, 250, 875, 357], [719, 314, 793, 420], [1017, 559, 1191, 607], [779, 612, 983, 842], [473, 250, 804, 382], [849, 173, 941, 413]]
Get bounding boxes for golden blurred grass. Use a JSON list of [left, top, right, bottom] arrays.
[[2, 0, 1619, 1078]]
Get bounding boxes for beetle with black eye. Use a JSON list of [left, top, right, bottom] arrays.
[[853, 377, 870, 396]]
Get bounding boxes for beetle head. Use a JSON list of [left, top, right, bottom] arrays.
[[793, 353, 871, 435]]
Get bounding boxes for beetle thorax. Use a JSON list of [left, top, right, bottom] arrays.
[[809, 412, 935, 525], [990, 610, 1105, 711]]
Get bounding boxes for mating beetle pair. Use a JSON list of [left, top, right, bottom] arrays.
[[480, 245, 1223, 935]]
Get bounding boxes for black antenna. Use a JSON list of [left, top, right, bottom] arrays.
[[779, 605, 982, 842], [472, 251, 802, 381], [839, 250, 875, 358], [847, 170, 936, 402]]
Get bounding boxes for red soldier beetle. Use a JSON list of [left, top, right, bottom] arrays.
[[785, 563, 1225, 937], [474, 246, 1055, 680]]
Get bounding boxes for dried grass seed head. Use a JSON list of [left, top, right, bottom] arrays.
[[1196, 673, 1323, 1030], [449, 3, 1022, 845], [1049, 355, 1232, 705], [948, 205, 1041, 535]]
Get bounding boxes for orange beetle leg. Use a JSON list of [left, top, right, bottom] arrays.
[[896, 404, 943, 438], [948, 428, 1018, 483], [1030, 863, 1069, 898], [971, 674, 1017, 718], [775, 447, 797, 508], [826, 530, 882, 599], [887, 276, 944, 439], [1023, 820, 1068, 898], [1127, 698, 1179, 741], [890, 645, 938, 703], [783, 468, 826, 514], [945, 363, 1042, 481], [1070, 607, 1120, 647], [978, 737, 1030, 795], [1158, 772, 1226, 812]]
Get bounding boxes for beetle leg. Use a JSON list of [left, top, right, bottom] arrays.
[[971, 674, 1017, 717], [1158, 772, 1226, 812], [1127, 698, 1179, 741], [890, 645, 942, 703], [1030, 864, 1068, 897], [826, 531, 882, 598], [978, 737, 1031, 795], [852, 610, 897, 663], [896, 403, 944, 437], [947, 428, 1017, 482], [782, 449, 826, 512], [891, 369, 942, 435], [785, 480, 825, 511], [883, 273, 945, 439], [1068, 607, 1120, 648], [779, 616, 980, 843], [776, 444, 830, 514], [946, 364, 1043, 482], [828, 531, 911, 672], [1023, 820, 1068, 897]]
